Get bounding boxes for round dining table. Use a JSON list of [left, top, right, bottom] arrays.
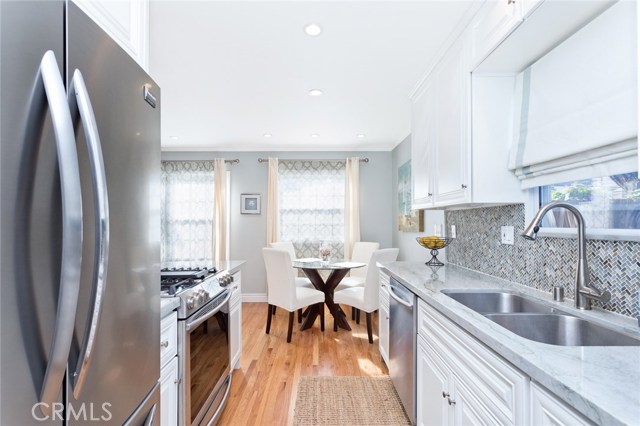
[[292, 259, 366, 331]]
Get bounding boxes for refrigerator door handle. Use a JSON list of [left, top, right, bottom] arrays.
[[37, 51, 84, 417], [68, 69, 110, 399]]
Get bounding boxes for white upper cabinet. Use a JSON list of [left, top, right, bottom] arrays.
[[411, 27, 525, 210], [72, 0, 149, 70], [431, 34, 471, 206], [470, 0, 523, 68], [412, 33, 471, 209]]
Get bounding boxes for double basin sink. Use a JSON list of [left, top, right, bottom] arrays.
[[441, 290, 640, 347]]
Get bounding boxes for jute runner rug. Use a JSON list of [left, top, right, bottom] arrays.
[[293, 376, 411, 426]]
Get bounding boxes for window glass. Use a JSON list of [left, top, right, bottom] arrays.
[[161, 161, 215, 267], [278, 160, 345, 259], [539, 172, 640, 229]]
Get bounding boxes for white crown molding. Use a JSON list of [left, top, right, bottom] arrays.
[[161, 142, 397, 152]]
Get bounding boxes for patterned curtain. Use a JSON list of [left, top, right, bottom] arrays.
[[161, 161, 215, 268], [278, 160, 346, 260]]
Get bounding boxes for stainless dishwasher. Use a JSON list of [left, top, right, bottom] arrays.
[[388, 277, 416, 424]]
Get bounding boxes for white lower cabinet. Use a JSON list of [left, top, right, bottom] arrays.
[[230, 271, 243, 369], [530, 383, 595, 426], [378, 272, 390, 366], [417, 299, 528, 426], [417, 299, 595, 426], [160, 310, 179, 426], [160, 356, 179, 426]]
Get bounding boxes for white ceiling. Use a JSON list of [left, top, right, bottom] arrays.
[[149, 1, 475, 151]]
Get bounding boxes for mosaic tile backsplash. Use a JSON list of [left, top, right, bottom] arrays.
[[445, 204, 640, 319]]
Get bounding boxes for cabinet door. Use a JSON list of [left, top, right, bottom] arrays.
[[432, 35, 470, 207], [451, 379, 500, 426], [160, 356, 179, 426], [417, 336, 450, 426], [530, 383, 594, 426], [378, 302, 390, 366], [471, 0, 521, 66], [411, 80, 436, 208], [71, 0, 149, 69], [229, 297, 242, 370]]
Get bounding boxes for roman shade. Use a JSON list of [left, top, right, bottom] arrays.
[[508, 2, 638, 189]]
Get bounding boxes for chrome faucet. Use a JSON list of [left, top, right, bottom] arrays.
[[522, 201, 611, 310]]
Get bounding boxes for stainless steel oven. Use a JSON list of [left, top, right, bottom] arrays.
[[179, 288, 232, 426]]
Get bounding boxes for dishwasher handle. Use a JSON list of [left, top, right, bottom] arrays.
[[388, 283, 414, 309]]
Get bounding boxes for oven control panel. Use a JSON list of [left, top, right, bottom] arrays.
[[177, 275, 226, 319]]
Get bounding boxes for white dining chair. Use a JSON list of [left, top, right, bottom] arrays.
[[336, 241, 380, 320], [263, 248, 325, 342], [333, 248, 399, 343], [268, 241, 314, 322], [337, 242, 380, 289]]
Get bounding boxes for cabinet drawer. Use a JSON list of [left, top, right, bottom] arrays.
[[530, 382, 594, 426], [160, 311, 177, 368], [418, 300, 527, 426]]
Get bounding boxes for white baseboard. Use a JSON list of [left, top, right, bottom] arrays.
[[242, 293, 267, 303]]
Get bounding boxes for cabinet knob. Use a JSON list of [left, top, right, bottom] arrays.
[[160, 340, 169, 348], [447, 397, 456, 406], [428, 193, 433, 197], [442, 391, 450, 398], [508, 0, 515, 4], [174, 377, 182, 385], [461, 184, 467, 189]]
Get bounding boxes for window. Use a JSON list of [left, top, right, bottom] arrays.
[[161, 161, 215, 267], [539, 172, 640, 230], [278, 160, 345, 259]]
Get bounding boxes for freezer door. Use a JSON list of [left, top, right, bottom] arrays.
[[65, 2, 161, 425], [0, 1, 71, 425]]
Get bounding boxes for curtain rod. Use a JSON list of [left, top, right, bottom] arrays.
[[257, 157, 369, 164], [162, 159, 239, 164]]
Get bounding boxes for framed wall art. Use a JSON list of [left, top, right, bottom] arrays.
[[241, 193, 261, 214]]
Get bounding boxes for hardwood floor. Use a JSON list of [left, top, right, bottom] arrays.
[[217, 303, 389, 425]]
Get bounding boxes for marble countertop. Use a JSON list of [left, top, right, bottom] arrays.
[[161, 297, 180, 318], [215, 260, 245, 274], [381, 262, 640, 426]]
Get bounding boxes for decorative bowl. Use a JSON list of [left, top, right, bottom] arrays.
[[416, 236, 452, 266]]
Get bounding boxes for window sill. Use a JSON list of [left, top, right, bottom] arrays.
[[536, 228, 640, 242]]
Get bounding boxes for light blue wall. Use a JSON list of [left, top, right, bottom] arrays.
[[391, 135, 445, 262], [162, 151, 393, 295]]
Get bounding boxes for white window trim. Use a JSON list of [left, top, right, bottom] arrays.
[[525, 189, 640, 242]]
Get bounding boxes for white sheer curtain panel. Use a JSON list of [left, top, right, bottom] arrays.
[[213, 158, 227, 262], [161, 161, 215, 268], [344, 157, 361, 259], [267, 157, 279, 245]]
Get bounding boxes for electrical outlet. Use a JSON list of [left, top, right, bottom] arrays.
[[501, 226, 514, 245], [450, 225, 456, 238]]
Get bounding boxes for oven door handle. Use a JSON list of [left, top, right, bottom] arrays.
[[185, 291, 232, 332]]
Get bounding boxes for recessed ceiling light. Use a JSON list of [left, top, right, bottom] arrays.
[[357, 134, 366, 139], [310, 134, 319, 138], [169, 135, 179, 140], [308, 89, 323, 97], [263, 133, 272, 138], [304, 23, 322, 37]]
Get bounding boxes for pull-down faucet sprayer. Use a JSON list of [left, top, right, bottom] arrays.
[[522, 201, 611, 310]]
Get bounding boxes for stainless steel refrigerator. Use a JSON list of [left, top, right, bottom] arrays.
[[1, 1, 161, 424]]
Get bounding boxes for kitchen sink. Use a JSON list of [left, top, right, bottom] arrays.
[[441, 290, 640, 346], [484, 314, 640, 346], [441, 290, 553, 314]]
